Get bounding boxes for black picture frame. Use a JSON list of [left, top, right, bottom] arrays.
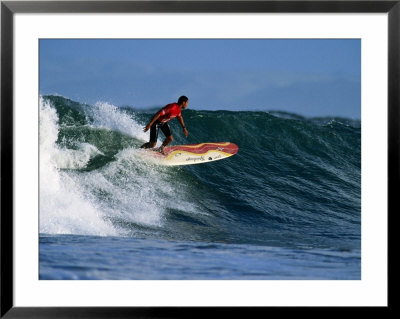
[[1, 0, 396, 317]]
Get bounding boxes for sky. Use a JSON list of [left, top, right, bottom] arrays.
[[40, 39, 361, 118]]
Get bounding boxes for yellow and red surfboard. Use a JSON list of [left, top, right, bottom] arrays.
[[148, 142, 238, 166]]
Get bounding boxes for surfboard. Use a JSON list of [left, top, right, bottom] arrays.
[[144, 142, 238, 166]]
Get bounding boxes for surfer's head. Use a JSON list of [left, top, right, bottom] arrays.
[[178, 96, 189, 109]]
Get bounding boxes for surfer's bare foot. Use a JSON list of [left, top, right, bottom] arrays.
[[157, 147, 166, 155]]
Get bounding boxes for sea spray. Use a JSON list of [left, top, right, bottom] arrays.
[[86, 101, 148, 140]]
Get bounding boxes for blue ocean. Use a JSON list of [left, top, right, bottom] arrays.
[[39, 95, 361, 280]]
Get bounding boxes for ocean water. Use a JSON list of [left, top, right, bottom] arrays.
[[39, 95, 361, 280]]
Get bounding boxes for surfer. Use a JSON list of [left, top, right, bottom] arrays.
[[141, 96, 189, 154]]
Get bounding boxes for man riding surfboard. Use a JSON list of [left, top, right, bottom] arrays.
[[141, 96, 189, 154]]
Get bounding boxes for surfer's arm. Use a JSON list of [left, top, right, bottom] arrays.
[[177, 116, 188, 137], [144, 112, 161, 132]]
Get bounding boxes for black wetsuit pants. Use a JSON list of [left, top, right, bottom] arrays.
[[149, 121, 172, 143]]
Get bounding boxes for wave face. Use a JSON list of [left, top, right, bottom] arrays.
[[39, 95, 361, 251]]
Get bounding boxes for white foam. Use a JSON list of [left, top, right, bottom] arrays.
[[88, 101, 148, 141], [39, 97, 117, 236], [53, 142, 103, 170]]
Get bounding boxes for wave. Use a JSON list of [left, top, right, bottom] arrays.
[[39, 95, 361, 251]]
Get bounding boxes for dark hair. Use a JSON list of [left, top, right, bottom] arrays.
[[178, 96, 189, 104]]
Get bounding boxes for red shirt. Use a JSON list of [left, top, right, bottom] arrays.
[[158, 103, 182, 123]]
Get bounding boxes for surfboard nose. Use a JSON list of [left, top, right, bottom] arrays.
[[216, 142, 238, 155]]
